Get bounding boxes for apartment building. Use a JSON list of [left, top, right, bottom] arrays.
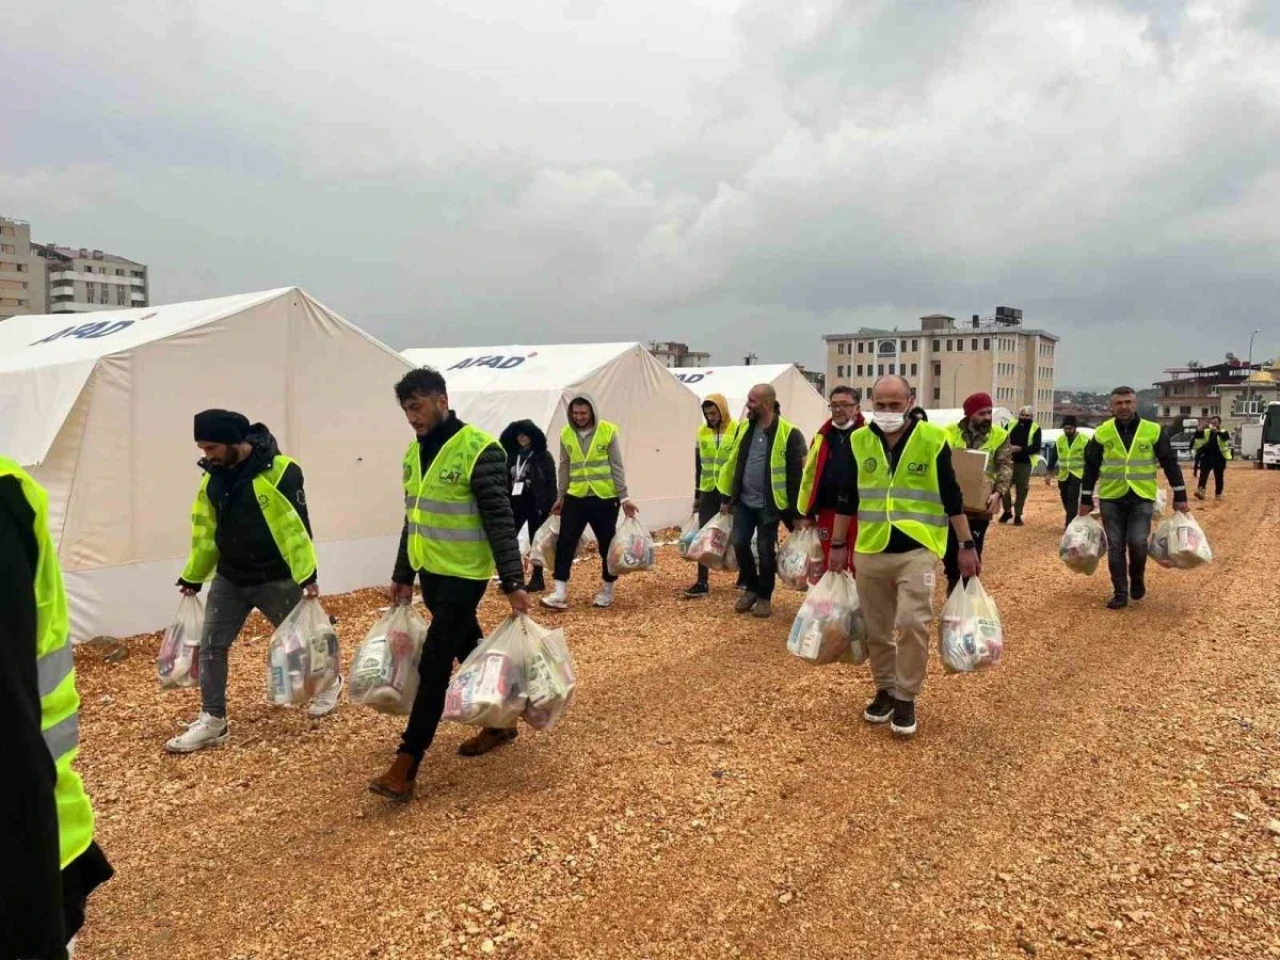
[[649, 340, 711, 368], [0, 216, 42, 320], [823, 309, 1058, 424], [33, 243, 149, 314], [1152, 360, 1275, 433]]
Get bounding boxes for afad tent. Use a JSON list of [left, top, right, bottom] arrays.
[[400, 342, 701, 529], [672, 364, 829, 438], [0, 288, 415, 641]]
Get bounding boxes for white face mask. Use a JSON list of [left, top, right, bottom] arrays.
[[832, 419, 856, 431], [872, 411, 905, 433]]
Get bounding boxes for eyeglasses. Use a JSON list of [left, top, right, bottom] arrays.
[[829, 402, 858, 411]]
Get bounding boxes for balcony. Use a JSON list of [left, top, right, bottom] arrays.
[[51, 284, 74, 297], [131, 291, 147, 303]]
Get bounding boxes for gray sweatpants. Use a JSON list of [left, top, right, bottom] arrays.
[[199, 575, 302, 718]]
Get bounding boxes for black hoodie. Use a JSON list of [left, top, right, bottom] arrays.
[[499, 419, 558, 515]]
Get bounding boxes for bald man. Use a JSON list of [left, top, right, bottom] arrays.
[[719, 384, 807, 618]]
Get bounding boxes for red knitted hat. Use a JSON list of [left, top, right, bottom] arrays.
[[963, 393, 993, 418]]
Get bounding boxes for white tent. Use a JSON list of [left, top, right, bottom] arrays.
[[925, 407, 1016, 429], [0, 288, 415, 641], [400, 342, 700, 529], [671, 364, 829, 438]]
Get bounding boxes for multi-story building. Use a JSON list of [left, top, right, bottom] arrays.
[[0, 216, 41, 320], [649, 340, 711, 368], [1217, 364, 1280, 434], [795, 364, 826, 397], [32, 244, 149, 314], [823, 308, 1058, 424], [1156, 360, 1279, 434]]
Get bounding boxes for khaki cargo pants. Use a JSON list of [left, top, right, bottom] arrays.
[[853, 548, 937, 702]]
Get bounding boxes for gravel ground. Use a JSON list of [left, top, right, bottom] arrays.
[[71, 469, 1280, 959]]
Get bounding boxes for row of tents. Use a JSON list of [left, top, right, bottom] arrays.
[[0, 287, 1015, 641]]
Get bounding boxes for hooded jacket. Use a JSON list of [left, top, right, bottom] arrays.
[[182, 423, 316, 589], [694, 393, 734, 496], [557, 393, 629, 501], [499, 419, 558, 515]]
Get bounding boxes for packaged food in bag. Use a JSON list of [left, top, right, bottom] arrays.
[[787, 571, 863, 665], [348, 602, 429, 715], [1059, 514, 1108, 575], [443, 616, 528, 729], [939, 578, 1004, 673], [1149, 512, 1212, 569], [607, 516, 656, 576], [158, 594, 204, 689], [686, 513, 733, 570], [265, 598, 340, 706], [777, 526, 825, 590], [677, 512, 701, 560], [520, 617, 577, 731], [530, 515, 560, 570]]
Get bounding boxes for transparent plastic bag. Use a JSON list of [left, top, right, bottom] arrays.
[[1154, 487, 1169, 518], [786, 571, 865, 665], [677, 512, 701, 561], [520, 617, 577, 731], [443, 616, 529, 729], [1059, 514, 1108, 576], [158, 594, 204, 689], [265, 598, 340, 706], [777, 526, 825, 591], [687, 513, 733, 570], [1149, 512, 1212, 569], [348, 602, 429, 715], [530, 515, 559, 570], [607, 516, 656, 576], [939, 578, 1004, 674]]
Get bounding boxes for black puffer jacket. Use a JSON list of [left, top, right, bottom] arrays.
[[393, 412, 525, 594], [499, 420, 558, 515], [180, 424, 316, 590]]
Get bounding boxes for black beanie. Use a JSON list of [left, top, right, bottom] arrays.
[[1061, 415, 1078, 428], [194, 409, 251, 445]]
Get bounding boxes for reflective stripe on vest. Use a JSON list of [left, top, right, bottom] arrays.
[[561, 421, 619, 499], [1056, 433, 1087, 479], [697, 423, 735, 493], [945, 422, 1009, 479], [0, 458, 95, 870], [718, 418, 797, 511], [1094, 418, 1161, 501], [851, 423, 950, 558], [403, 426, 498, 580]]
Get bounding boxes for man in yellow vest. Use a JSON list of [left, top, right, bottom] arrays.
[[719, 384, 808, 619], [542, 394, 638, 611], [1000, 405, 1042, 526], [828, 375, 978, 738], [166, 410, 338, 753], [684, 393, 734, 598], [1192, 415, 1232, 501], [370, 368, 532, 802], [1044, 415, 1088, 529], [1, 458, 112, 958], [1079, 386, 1190, 610], [942, 393, 1012, 596]]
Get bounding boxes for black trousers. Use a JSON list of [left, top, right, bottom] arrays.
[[1197, 459, 1226, 496], [554, 494, 619, 583], [1058, 475, 1082, 530], [732, 503, 780, 599], [398, 572, 488, 773], [511, 491, 549, 548], [944, 515, 991, 595], [694, 489, 723, 583]]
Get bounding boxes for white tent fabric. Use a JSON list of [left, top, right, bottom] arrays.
[[671, 364, 829, 438], [401, 342, 700, 529], [0, 288, 415, 641]]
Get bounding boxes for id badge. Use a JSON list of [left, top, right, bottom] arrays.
[[511, 481, 525, 496]]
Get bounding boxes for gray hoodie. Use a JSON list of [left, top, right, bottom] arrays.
[[558, 393, 629, 501]]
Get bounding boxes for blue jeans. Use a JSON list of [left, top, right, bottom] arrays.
[[733, 503, 779, 600], [1099, 498, 1154, 600]]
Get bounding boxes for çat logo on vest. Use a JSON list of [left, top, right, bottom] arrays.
[[862, 457, 878, 472], [403, 463, 412, 483], [438, 467, 463, 483], [447, 353, 532, 371], [30, 319, 136, 345], [906, 461, 928, 475]]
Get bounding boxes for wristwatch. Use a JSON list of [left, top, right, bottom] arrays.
[[960, 540, 976, 550]]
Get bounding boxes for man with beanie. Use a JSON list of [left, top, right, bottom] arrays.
[[166, 410, 338, 753], [1000, 405, 1042, 525], [942, 393, 1011, 595], [1045, 415, 1087, 529], [797, 386, 864, 572], [684, 393, 735, 598]]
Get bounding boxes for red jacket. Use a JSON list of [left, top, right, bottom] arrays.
[[802, 413, 865, 517]]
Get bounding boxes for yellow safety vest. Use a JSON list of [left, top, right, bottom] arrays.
[[697, 422, 735, 494], [716, 419, 750, 497], [851, 423, 950, 558], [1192, 428, 1232, 461], [0, 458, 95, 869], [944, 422, 1010, 479], [1055, 432, 1087, 480], [403, 426, 498, 581], [182, 455, 317, 585], [720, 417, 798, 512], [561, 421, 619, 499], [1094, 418, 1160, 501]]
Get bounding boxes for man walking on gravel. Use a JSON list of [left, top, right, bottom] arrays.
[[796, 386, 864, 573], [167, 410, 338, 753], [684, 393, 735, 598], [1045, 415, 1087, 529], [1000, 405, 1041, 526], [1079, 386, 1190, 610], [942, 393, 1010, 595], [1193, 415, 1232, 501], [371, 368, 531, 802], [829, 376, 978, 738]]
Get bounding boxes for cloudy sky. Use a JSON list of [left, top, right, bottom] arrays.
[[3, 0, 1278, 388]]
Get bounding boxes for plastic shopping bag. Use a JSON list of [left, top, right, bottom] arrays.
[[939, 578, 1004, 674], [677, 512, 701, 561], [786, 571, 866, 666], [1149, 512, 1213, 569], [348, 602, 429, 715], [687, 513, 734, 570], [443, 616, 529, 729], [1154, 487, 1169, 518], [158, 594, 205, 689], [1059, 514, 1108, 576], [777, 526, 825, 591], [530, 515, 559, 570], [607, 516, 656, 576], [265, 598, 340, 706], [521, 617, 577, 731]]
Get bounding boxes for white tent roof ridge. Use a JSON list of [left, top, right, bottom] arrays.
[[401, 341, 649, 387]]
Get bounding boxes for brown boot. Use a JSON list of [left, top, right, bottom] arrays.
[[458, 727, 518, 757], [369, 753, 416, 802]]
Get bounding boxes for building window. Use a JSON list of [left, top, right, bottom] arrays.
[[931, 340, 939, 353], [117, 288, 127, 305], [933, 385, 941, 401], [85, 282, 94, 299], [1179, 406, 1191, 416], [984, 338, 991, 351], [972, 338, 978, 351], [116, 268, 125, 276], [900, 339, 907, 353], [910, 363, 918, 376], [933, 362, 941, 377], [857, 342, 864, 354], [911, 339, 918, 352], [0, 244, 14, 254], [877, 364, 884, 376]]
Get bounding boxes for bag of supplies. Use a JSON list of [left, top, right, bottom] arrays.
[[1149, 512, 1212, 569], [348, 602, 429, 715], [521, 617, 577, 731], [530, 515, 559, 570], [678, 512, 701, 560], [777, 526, 824, 591], [687, 513, 734, 569], [1059, 514, 1108, 575], [265, 597, 340, 706], [786, 571, 866, 665], [158, 594, 204, 689], [443, 616, 529, 729], [939, 578, 1004, 674], [607, 516, 656, 576]]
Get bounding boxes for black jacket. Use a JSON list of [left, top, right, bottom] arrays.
[[179, 425, 315, 590], [499, 420, 558, 515], [727, 417, 808, 522], [394, 412, 525, 595], [1008, 420, 1042, 465], [1194, 428, 1230, 468]]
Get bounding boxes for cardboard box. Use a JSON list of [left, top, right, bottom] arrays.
[[952, 448, 994, 515]]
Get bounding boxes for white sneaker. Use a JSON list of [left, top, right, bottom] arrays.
[[541, 581, 569, 610], [593, 582, 616, 608], [308, 674, 343, 718], [165, 712, 228, 753]]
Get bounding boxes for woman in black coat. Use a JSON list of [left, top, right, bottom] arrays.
[[499, 420, 558, 592]]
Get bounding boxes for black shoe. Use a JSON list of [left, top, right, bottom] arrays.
[[1013, 516, 1025, 527], [1107, 596, 1128, 610], [526, 568, 546, 593], [998, 512, 1013, 524], [864, 690, 894, 724], [891, 699, 917, 737], [683, 581, 709, 599], [1130, 583, 1146, 602]]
